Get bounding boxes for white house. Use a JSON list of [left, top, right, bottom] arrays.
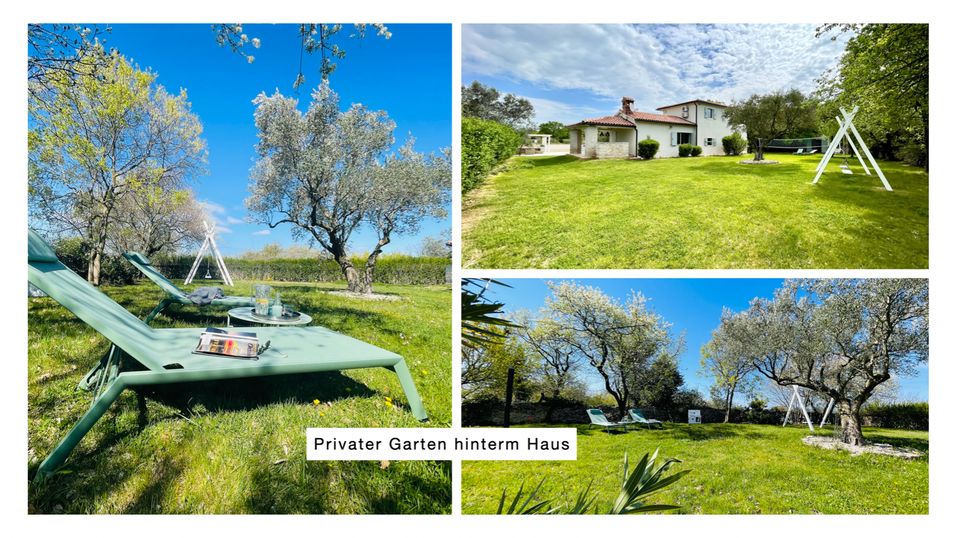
[[567, 97, 739, 159]]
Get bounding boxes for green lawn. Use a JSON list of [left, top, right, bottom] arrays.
[[461, 423, 928, 514], [28, 280, 452, 514], [462, 154, 928, 268]]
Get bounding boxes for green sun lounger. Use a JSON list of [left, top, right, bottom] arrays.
[[628, 408, 664, 429], [587, 409, 628, 433], [28, 229, 427, 481], [122, 251, 254, 323]]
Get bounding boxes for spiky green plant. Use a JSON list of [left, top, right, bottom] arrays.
[[496, 477, 557, 514], [496, 449, 688, 514], [607, 449, 689, 514], [461, 278, 518, 348]]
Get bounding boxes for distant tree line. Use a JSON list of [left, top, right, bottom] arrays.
[[725, 24, 927, 167]]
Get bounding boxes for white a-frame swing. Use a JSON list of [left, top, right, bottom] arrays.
[[812, 106, 892, 191], [782, 385, 836, 431], [184, 220, 234, 287], [782, 385, 815, 432]]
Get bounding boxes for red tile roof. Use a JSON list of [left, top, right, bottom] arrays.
[[569, 111, 695, 128], [567, 114, 635, 128], [631, 111, 695, 125]]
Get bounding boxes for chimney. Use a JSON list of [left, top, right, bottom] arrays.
[[621, 96, 634, 115]]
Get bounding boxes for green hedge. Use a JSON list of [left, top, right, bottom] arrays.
[[461, 117, 523, 193], [54, 237, 142, 285], [862, 402, 928, 430], [54, 239, 450, 286]]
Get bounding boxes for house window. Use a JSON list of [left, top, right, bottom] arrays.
[[704, 107, 715, 119], [705, 137, 715, 146], [681, 106, 689, 118], [598, 130, 611, 142], [674, 132, 692, 145]]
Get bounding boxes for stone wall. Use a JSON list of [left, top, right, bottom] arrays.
[[596, 141, 630, 159], [462, 400, 790, 427]]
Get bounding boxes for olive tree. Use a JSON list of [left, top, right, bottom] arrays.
[[108, 185, 207, 256], [718, 279, 927, 445], [513, 310, 581, 401], [544, 281, 679, 419], [724, 89, 817, 161], [213, 24, 391, 88], [701, 308, 759, 423], [248, 83, 450, 294], [29, 51, 206, 284], [461, 326, 535, 402]]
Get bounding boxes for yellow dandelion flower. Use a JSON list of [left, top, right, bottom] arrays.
[[312, 399, 320, 406]]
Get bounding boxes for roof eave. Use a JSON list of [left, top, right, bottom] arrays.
[[655, 99, 727, 110]]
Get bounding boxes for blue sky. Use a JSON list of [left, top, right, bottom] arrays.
[[462, 24, 851, 125], [99, 23, 451, 255], [479, 278, 928, 404]]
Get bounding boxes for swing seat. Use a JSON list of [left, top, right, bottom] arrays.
[[122, 251, 256, 323], [840, 165, 853, 175]]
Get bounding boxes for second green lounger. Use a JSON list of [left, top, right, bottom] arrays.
[[122, 251, 254, 322], [28, 230, 427, 482]]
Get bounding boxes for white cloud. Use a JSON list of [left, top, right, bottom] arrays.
[[226, 216, 245, 225], [198, 200, 226, 216], [463, 24, 850, 120], [213, 224, 232, 235], [524, 97, 609, 125], [252, 229, 271, 236]]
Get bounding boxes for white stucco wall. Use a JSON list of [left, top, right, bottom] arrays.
[[659, 104, 694, 122], [582, 126, 598, 158], [569, 129, 581, 155], [696, 104, 732, 156], [636, 122, 695, 158], [613, 128, 637, 157], [658, 102, 739, 156]]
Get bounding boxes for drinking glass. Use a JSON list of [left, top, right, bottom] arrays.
[[254, 284, 272, 316]]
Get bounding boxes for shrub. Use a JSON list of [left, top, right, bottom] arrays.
[[678, 143, 693, 157], [461, 117, 523, 193], [690, 145, 703, 157], [722, 132, 747, 156], [637, 138, 660, 160]]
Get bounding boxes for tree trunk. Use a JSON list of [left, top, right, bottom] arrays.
[[355, 235, 390, 296], [723, 393, 733, 423], [614, 397, 627, 421], [754, 139, 765, 161], [87, 225, 108, 286], [87, 247, 103, 286], [338, 259, 370, 294], [836, 401, 865, 446]]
